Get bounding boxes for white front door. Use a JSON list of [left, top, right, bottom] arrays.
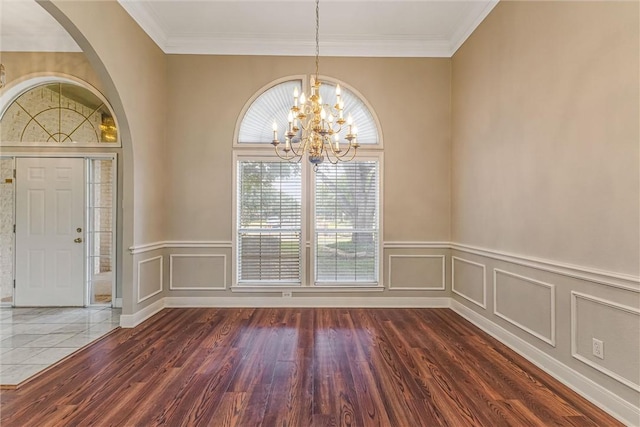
[[15, 158, 85, 306]]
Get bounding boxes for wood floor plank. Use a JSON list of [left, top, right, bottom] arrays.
[[0, 308, 624, 427]]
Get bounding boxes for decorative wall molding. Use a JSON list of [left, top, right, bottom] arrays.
[[388, 254, 446, 290], [383, 241, 451, 250], [128, 240, 640, 294], [493, 269, 556, 347], [129, 242, 164, 255], [129, 240, 233, 255], [451, 243, 639, 292], [137, 256, 163, 303], [169, 254, 227, 291], [451, 300, 640, 426], [452, 256, 487, 309], [571, 292, 640, 392]]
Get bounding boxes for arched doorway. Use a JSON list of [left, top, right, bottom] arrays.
[[1, 76, 121, 306]]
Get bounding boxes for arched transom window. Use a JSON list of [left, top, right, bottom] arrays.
[[236, 76, 381, 146], [0, 80, 119, 146]]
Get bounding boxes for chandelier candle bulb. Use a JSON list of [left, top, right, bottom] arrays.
[[272, 121, 278, 142], [287, 111, 294, 132]]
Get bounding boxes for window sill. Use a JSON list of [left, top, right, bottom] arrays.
[[231, 285, 385, 293]]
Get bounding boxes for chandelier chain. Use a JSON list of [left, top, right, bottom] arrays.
[[315, 0, 320, 81], [270, 0, 359, 166]]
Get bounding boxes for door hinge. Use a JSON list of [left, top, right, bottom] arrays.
[[13, 169, 16, 178], [13, 279, 16, 288], [13, 224, 16, 233]]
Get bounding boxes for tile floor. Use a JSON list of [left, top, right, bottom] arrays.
[[0, 306, 121, 386]]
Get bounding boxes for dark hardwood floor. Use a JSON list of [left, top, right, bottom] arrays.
[[0, 308, 622, 426]]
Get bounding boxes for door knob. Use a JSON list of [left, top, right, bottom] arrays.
[[74, 237, 83, 243]]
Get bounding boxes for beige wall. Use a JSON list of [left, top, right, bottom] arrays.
[[165, 55, 451, 243], [47, 0, 169, 246], [40, 0, 169, 314], [451, 1, 639, 276], [450, 0, 640, 412], [0, 52, 102, 91]]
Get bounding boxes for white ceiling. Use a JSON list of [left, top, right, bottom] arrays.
[[1, 0, 498, 57]]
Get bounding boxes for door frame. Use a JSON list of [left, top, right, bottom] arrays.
[[4, 152, 118, 307]]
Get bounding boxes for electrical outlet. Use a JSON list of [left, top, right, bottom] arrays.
[[282, 291, 292, 298], [592, 338, 604, 359]]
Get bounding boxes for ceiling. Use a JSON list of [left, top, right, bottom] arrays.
[[1, 0, 498, 57]]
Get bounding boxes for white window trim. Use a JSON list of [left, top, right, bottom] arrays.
[[310, 152, 384, 288], [232, 151, 308, 288]]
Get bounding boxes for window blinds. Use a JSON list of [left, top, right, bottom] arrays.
[[237, 161, 302, 283], [314, 161, 379, 284]]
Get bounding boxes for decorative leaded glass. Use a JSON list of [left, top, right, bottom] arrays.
[[0, 83, 118, 144]]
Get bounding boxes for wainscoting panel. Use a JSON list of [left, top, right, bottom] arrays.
[[170, 254, 226, 290], [388, 255, 445, 290], [571, 292, 640, 392], [452, 256, 486, 308], [137, 255, 163, 303], [494, 269, 556, 346]]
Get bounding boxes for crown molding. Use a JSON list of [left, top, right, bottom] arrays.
[[449, 0, 499, 55], [117, 1, 499, 58], [163, 35, 453, 57], [118, 0, 168, 52]]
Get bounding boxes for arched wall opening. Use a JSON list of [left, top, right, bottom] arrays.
[[28, 0, 139, 314]]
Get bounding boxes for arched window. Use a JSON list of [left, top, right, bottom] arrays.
[[233, 76, 383, 289], [0, 77, 119, 147], [236, 76, 381, 146]]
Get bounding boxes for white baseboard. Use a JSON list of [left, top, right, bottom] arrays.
[[164, 296, 450, 308], [450, 300, 640, 426], [119, 298, 164, 328]]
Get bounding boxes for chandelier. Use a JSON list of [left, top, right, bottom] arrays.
[[271, 0, 358, 168]]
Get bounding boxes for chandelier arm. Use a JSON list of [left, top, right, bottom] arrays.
[[337, 145, 359, 163], [274, 145, 306, 163], [288, 140, 303, 157], [323, 144, 342, 165], [273, 146, 292, 161]]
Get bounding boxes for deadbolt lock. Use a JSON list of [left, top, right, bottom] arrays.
[[76, 228, 82, 233], [74, 237, 83, 243]]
